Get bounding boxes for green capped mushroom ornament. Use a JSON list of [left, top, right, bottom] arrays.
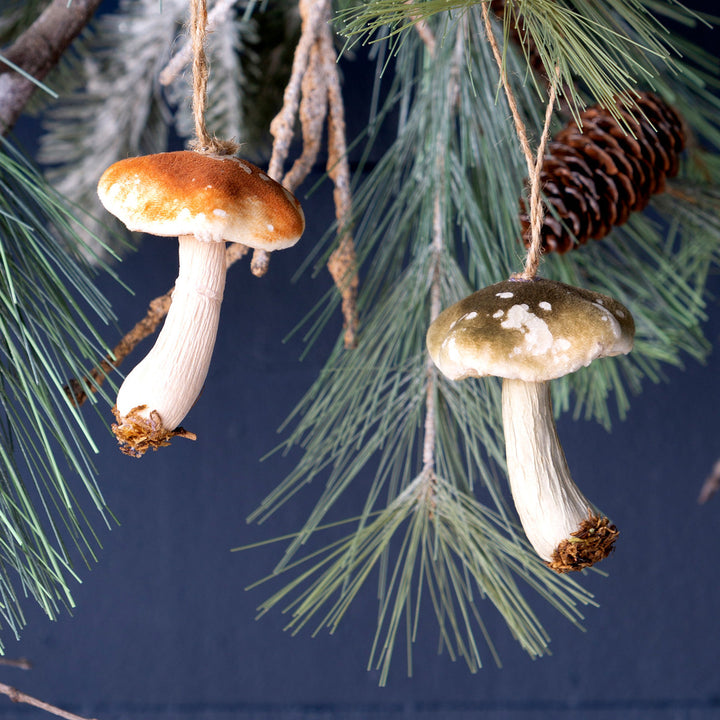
[[426, 277, 634, 572]]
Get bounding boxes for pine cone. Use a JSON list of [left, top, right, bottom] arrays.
[[521, 92, 686, 253]]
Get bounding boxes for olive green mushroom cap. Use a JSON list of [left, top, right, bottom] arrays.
[[426, 278, 635, 383]]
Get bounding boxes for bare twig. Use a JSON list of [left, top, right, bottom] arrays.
[[0, 682, 98, 720], [698, 458, 720, 504], [408, 0, 437, 56], [0, 657, 31, 670], [0, 0, 103, 134]]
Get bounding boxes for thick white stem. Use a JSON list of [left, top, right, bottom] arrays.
[[115, 234, 226, 432], [501, 378, 592, 562]]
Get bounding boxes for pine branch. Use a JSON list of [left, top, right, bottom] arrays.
[[244, 15, 597, 682], [0, 0, 103, 134], [0, 136, 118, 647], [337, 0, 702, 125], [243, 2, 720, 680]]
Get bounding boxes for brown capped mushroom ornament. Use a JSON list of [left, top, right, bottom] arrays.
[[97, 151, 304, 457], [426, 277, 634, 572]]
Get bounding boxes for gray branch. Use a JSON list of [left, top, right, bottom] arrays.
[[0, 0, 103, 135]]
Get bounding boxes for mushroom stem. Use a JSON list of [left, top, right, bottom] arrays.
[[501, 377, 618, 572], [113, 234, 226, 456]]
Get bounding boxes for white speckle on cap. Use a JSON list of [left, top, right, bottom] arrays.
[[213, 209, 227, 217], [117, 186, 141, 208], [493, 310, 504, 318], [539, 301, 552, 311], [205, 185, 213, 189], [267, 223, 275, 232], [501, 304, 554, 357], [195, 212, 206, 223], [556, 338, 571, 351], [282, 187, 296, 205], [461, 311, 478, 322], [616, 309, 625, 318], [443, 336, 461, 365], [496, 291, 513, 299], [258, 173, 270, 181]]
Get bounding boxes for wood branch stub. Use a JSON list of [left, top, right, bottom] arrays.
[[0, 0, 104, 134], [698, 458, 720, 504], [0, 682, 98, 720]]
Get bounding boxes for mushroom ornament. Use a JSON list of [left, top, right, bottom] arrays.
[[98, 151, 305, 457], [426, 277, 634, 572]]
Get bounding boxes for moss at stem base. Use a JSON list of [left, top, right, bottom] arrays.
[[548, 514, 619, 573], [112, 405, 197, 458]]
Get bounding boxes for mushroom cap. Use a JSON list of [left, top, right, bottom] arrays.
[[426, 278, 634, 382], [97, 151, 304, 251]]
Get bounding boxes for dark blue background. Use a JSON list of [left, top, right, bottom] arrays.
[[3, 3, 720, 718]]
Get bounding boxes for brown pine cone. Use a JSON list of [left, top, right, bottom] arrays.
[[521, 92, 686, 253]]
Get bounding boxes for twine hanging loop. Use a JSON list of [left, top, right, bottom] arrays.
[[188, 0, 239, 155]]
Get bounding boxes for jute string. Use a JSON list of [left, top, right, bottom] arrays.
[[480, 3, 558, 280], [189, 0, 238, 155]]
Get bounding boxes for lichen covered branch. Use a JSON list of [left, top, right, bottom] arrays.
[[251, 0, 330, 277], [320, 11, 359, 349]]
